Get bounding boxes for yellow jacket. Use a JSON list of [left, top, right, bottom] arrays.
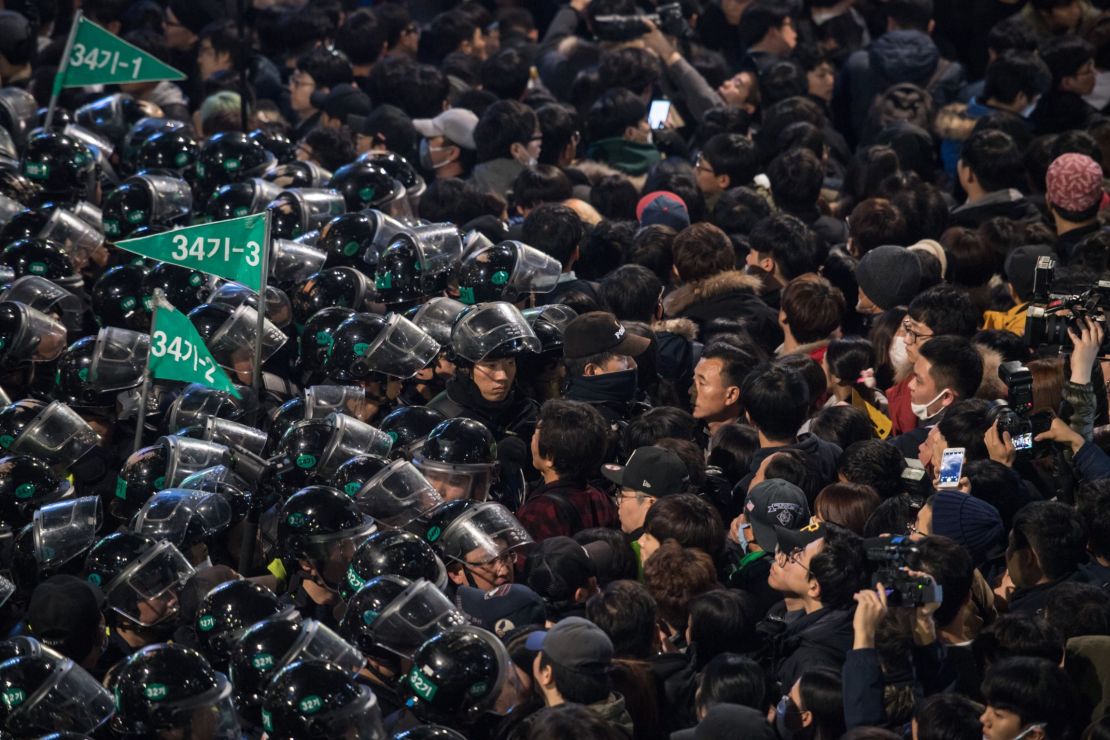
[[981, 303, 1027, 337]]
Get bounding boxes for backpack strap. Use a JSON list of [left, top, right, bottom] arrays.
[[541, 489, 585, 534]]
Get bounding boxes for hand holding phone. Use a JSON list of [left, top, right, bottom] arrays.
[[648, 99, 672, 129], [936, 447, 965, 489]]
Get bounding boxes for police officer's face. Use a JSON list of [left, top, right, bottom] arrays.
[[473, 358, 516, 401], [424, 468, 475, 501]]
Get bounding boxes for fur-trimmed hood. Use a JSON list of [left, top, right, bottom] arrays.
[[652, 317, 699, 341], [663, 270, 763, 317]]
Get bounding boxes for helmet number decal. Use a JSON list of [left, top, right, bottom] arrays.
[[144, 683, 168, 701], [295, 453, 316, 469], [298, 695, 323, 714], [409, 666, 439, 701], [1, 688, 25, 709], [458, 286, 476, 305], [198, 614, 216, 631], [491, 270, 510, 286]]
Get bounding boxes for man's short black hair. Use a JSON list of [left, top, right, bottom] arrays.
[[740, 362, 810, 441], [536, 103, 579, 167], [886, 0, 934, 31], [702, 133, 760, 190], [642, 494, 725, 557], [587, 87, 646, 142], [522, 203, 585, 268], [908, 285, 978, 337], [585, 580, 657, 659], [983, 52, 1051, 106], [474, 99, 538, 163], [512, 165, 572, 211], [914, 695, 985, 740], [839, 440, 906, 500], [423, 10, 477, 65], [1041, 34, 1094, 87], [1077, 479, 1110, 561], [373, 2, 413, 50], [738, 1, 792, 48], [936, 399, 991, 460], [702, 342, 762, 392], [367, 58, 449, 120], [769, 147, 825, 218], [335, 10, 386, 68], [960, 129, 1024, 193], [1043, 582, 1110, 642], [536, 400, 609, 482], [808, 532, 868, 609], [198, 20, 247, 69], [987, 15, 1039, 55], [910, 535, 975, 627], [759, 61, 808, 107], [296, 47, 353, 90], [980, 658, 1078, 740], [598, 47, 660, 97], [918, 338, 985, 403], [1010, 501, 1087, 582], [481, 47, 531, 101], [600, 265, 662, 322], [749, 213, 819, 280]]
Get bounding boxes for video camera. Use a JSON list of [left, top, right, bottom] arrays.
[[864, 535, 942, 607], [592, 3, 695, 41], [1025, 256, 1110, 355]]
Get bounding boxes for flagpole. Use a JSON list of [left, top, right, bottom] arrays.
[[250, 211, 272, 412], [131, 373, 150, 454], [237, 0, 249, 130], [45, 11, 82, 131]]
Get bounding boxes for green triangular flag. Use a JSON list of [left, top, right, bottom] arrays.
[[57, 15, 185, 90], [148, 296, 241, 399], [116, 213, 267, 292]]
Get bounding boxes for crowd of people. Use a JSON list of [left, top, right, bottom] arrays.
[[0, 0, 1107, 737]]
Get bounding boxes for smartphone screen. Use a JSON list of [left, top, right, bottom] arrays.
[[648, 99, 671, 130], [937, 447, 965, 488], [1012, 432, 1033, 450]]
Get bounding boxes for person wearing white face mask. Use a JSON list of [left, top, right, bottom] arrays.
[[890, 335, 985, 459], [412, 108, 479, 181]]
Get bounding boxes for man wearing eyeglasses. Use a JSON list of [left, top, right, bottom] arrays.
[[766, 522, 867, 691]]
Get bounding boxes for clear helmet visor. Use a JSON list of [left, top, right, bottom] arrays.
[[353, 459, 443, 528], [365, 209, 410, 252], [285, 188, 347, 232], [70, 200, 103, 231], [210, 281, 294, 329], [271, 239, 327, 285], [0, 127, 13, 161], [38, 209, 102, 271], [411, 223, 462, 277], [135, 173, 193, 224], [440, 502, 533, 564], [0, 88, 36, 146], [0, 574, 13, 607], [450, 302, 541, 363], [33, 495, 102, 568], [522, 304, 578, 333], [8, 658, 114, 735], [89, 327, 150, 390], [162, 435, 233, 486], [208, 304, 288, 373], [411, 297, 467, 348], [365, 313, 440, 379], [105, 540, 195, 626], [367, 579, 467, 659], [306, 385, 373, 422], [319, 413, 393, 477], [0, 302, 69, 363], [179, 463, 251, 493], [131, 488, 233, 547], [504, 241, 562, 295], [166, 383, 253, 429], [413, 460, 492, 503], [201, 416, 269, 456], [286, 619, 367, 675], [0, 194, 23, 227], [63, 123, 115, 159], [0, 276, 84, 332], [10, 400, 100, 469], [75, 93, 128, 137]]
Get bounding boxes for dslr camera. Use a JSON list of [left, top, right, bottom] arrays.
[[987, 361, 1036, 453], [1025, 256, 1110, 355], [865, 536, 942, 607], [592, 3, 695, 41]]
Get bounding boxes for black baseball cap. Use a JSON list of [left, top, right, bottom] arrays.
[[349, 104, 417, 155], [524, 536, 597, 604], [745, 480, 810, 553], [26, 575, 104, 660], [774, 521, 826, 556], [602, 446, 688, 497], [310, 83, 371, 125], [563, 311, 650, 360]]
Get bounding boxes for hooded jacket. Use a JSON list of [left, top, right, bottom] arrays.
[[589, 692, 636, 737], [949, 189, 1044, 229], [739, 434, 843, 495], [774, 606, 856, 690], [838, 29, 966, 140], [663, 270, 783, 349]]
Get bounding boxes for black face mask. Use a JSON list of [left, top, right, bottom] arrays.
[[566, 368, 638, 403], [775, 695, 814, 740]]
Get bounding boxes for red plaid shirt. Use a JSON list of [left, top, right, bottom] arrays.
[[516, 479, 619, 542]]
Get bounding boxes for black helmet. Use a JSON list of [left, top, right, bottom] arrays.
[[522, 304, 577, 358], [296, 306, 356, 382], [266, 188, 347, 241], [204, 178, 282, 222], [291, 268, 374, 327], [102, 173, 191, 238], [404, 625, 512, 725], [187, 302, 235, 343], [0, 88, 36, 149], [177, 465, 253, 525], [53, 337, 113, 409], [249, 128, 297, 164], [20, 131, 96, 205], [394, 726, 469, 740], [120, 116, 187, 174], [378, 406, 447, 459], [260, 659, 384, 740], [329, 311, 439, 383], [263, 160, 332, 189], [418, 499, 476, 554], [112, 443, 167, 520], [340, 529, 446, 600], [195, 580, 285, 669], [131, 487, 235, 552], [227, 616, 303, 722], [455, 240, 561, 306], [333, 453, 389, 500], [329, 161, 406, 213], [110, 643, 239, 737], [142, 262, 209, 314], [163, 383, 253, 432], [361, 150, 426, 203], [0, 454, 73, 528], [81, 530, 158, 590], [0, 301, 69, 368], [136, 128, 199, 174], [0, 163, 38, 206], [0, 653, 114, 736], [413, 418, 497, 502], [338, 574, 410, 653], [272, 419, 335, 495], [74, 94, 145, 148], [448, 302, 542, 366], [0, 399, 46, 451], [90, 264, 151, 330], [374, 226, 462, 308], [0, 208, 48, 243], [195, 132, 275, 195], [266, 397, 306, 451], [1, 238, 75, 282], [317, 212, 378, 269], [276, 485, 376, 564]]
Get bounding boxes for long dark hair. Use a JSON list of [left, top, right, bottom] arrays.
[[799, 668, 847, 740]]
